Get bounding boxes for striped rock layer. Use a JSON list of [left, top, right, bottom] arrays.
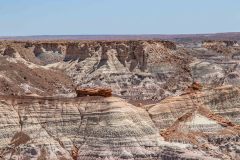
[[148, 85, 240, 159], [0, 96, 217, 160]]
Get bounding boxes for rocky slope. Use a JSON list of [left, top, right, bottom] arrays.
[[0, 39, 240, 159]]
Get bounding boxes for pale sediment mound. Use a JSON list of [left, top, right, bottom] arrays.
[[0, 96, 212, 160]]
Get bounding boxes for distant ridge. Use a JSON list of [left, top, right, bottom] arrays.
[[1, 32, 240, 41]]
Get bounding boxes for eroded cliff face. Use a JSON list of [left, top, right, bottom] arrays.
[[0, 40, 238, 99], [0, 39, 240, 159], [1, 40, 240, 100], [56, 40, 191, 101], [1, 40, 193, 100]]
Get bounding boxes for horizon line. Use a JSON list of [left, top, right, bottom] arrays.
[[1, 32, 240, 37]]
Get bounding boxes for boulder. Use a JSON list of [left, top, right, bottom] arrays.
[[190, 81, 203, 91], [76, 87, 112, 97]]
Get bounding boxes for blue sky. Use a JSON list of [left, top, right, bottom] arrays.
[[0, 0, 240, 36]]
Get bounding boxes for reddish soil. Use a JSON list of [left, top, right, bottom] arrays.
[[0, 57, 75, 96], [76, 87, 112, 97]]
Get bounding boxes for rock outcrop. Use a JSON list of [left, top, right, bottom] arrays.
[[76, 87, 112, 97]]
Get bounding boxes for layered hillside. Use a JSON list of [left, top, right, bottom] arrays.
[[0, 87, 239, 159], [0, 39, 240, 159], [148, 85, 240, 159], [0, 95, 215, 160], [1, 40, 240, 100]]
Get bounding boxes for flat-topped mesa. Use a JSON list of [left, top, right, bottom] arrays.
[[76, 87, 112, 97], [202, 40, 239, 53], [202, 40, 238, 47]]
